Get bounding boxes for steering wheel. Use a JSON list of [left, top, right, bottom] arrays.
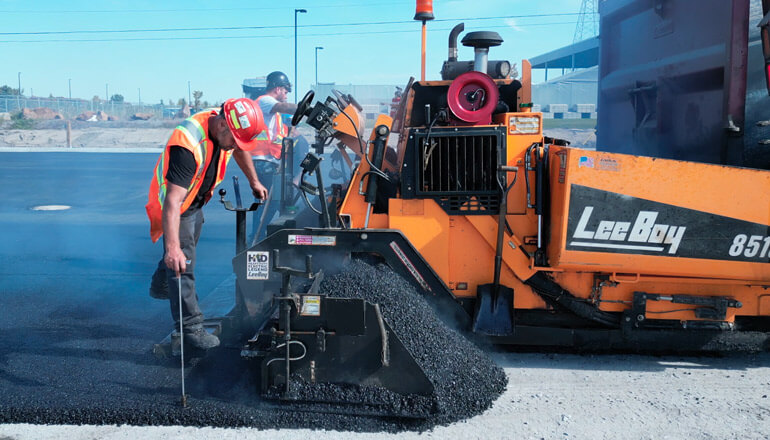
[[292, 90, 315, 126]]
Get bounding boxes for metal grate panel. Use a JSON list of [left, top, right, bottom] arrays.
[[412, 127, 505, 215]]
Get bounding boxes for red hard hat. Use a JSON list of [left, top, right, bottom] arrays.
[[222, 98, 266, 152]]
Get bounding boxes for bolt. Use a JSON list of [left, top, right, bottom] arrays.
[[636, 314, 645, 322]]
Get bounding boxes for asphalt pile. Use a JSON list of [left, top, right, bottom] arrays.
[[0, 258, 506, 432], [316, 257, 508, 426]]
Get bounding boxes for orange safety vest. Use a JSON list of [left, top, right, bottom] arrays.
[[145, 110, 233, 242], [250, 94, 289, 162]]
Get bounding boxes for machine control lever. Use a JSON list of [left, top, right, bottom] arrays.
[[219, 176, 262, 254]]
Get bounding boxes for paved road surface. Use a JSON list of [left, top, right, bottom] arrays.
[[1, 152, 769, 439]]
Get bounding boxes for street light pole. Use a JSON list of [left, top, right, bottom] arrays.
[[187, 81, 191, 108], [315, 46, 323, 87], [17, 72, 21, 109], [68, 78, 72, 99], [105, 83, 109, 101], [294, 8, 307, 104]]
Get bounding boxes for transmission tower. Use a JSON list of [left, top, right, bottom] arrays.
[[573, 0, 599, 43]]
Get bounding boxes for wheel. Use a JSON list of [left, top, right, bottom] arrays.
[[292, 90, 315, 126]]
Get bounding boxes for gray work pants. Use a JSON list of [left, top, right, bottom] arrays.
[[152, 207, 204, 329]]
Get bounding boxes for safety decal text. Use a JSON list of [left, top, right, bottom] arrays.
[[300, 295, 321, 316], [288, 235, 337, 246], [246, 251, 270, 280], [389, 241, 431, 292]]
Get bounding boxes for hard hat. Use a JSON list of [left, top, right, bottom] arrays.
[[266, 71, 292, 92], [222, 98, 266, 152]]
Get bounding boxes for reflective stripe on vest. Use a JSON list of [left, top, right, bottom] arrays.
[[145, 110, 232, 242], [252, 95, 289, 161]]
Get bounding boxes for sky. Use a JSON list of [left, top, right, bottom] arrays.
[[0, 0, 588, 105]]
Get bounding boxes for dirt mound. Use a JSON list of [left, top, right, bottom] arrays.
[[21, 107, 63, 120], [131, 113, 154, 121]]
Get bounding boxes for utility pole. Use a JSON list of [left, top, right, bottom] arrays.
[[187, 81, 191, 107], [315, 46, 323, 86], [68, 78, 72, 99], [294, 8, 307, 104], [105, 83, 109, 101], [17, 72, 21, 109]]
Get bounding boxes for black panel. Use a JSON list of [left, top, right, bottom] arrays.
[[566, 184, 770, 262], [401, 126, 507, 216]]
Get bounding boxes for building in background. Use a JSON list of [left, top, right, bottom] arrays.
[[528, 37, 599, 119]]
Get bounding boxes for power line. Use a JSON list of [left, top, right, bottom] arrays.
[[0, 22, 579, 44], [0, 1, 415, 14], [0, 13, 582, 36]]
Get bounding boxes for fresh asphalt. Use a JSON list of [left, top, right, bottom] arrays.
[[0, 152, 389, 430], [0, 151, 505, 432]]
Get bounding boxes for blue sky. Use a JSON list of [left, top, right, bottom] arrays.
[[1, 0, 587, 105]]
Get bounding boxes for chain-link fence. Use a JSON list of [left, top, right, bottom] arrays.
[[0, 95, 179, 120]]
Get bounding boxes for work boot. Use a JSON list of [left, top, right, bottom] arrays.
[[183, 325, 220, 350], [149, 269, 169, 300]]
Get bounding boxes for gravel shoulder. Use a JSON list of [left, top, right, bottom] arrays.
[[0, 123, 595, 151]]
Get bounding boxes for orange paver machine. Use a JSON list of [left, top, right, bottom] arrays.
[[226, 22, 770, 400]]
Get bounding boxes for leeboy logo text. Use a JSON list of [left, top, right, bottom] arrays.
[[570, 207, 686, 255]]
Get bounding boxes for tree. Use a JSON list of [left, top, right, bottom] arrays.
[[160, 99, 165, 106], [202, 100, 210, 108], [193, 90, 203, 111], [0, 85, 22, 95], [92, 95, 101, 102], [110, 94, 124, 103], [177, 98, 187, 106]]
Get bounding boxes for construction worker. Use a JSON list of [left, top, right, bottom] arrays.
[[146, 98, 268, 350], [249, 71, 309, 241], [390, 86, 403, 118]]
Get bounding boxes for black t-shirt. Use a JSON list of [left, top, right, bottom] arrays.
[[165, 144, 222, 211]]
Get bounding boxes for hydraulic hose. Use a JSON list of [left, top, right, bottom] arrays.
[[525, 272, 620, 328]]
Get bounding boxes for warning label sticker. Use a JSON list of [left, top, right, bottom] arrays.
[[288, 235, 337, 246], [300, 295, 321, 316], [246, 251, 270, 280]]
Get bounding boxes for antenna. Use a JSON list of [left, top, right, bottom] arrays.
[[573, 0, 599, 43]]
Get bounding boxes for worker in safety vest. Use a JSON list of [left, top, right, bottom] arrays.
[[249, 71, 308, 241], [146, 98, 268, 350]]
